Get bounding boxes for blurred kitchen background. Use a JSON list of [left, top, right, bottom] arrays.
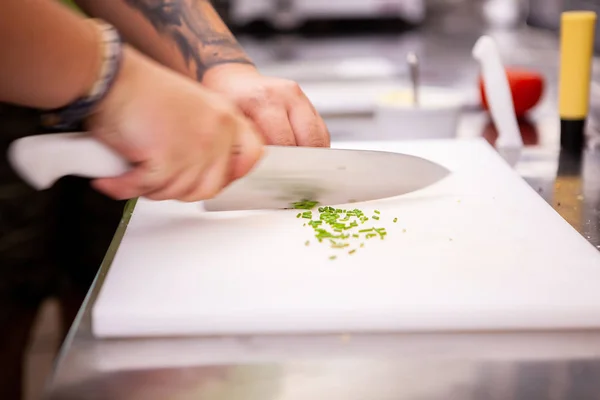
[[26, 0, 600, 399], [206, 0, 600, 146]]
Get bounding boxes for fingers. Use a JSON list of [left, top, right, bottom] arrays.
[[144, 166, 203, 201], [178, 151, 230, 202], [249, 106, 296, 146], [91, 161, 164, 200], [239, 81, 330, 148], [316, 116, 331, 147], [288, 97, 330, 147], [228, 127, 264, 182]]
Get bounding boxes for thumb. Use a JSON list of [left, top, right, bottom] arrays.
[[228, 127, 264, 183]]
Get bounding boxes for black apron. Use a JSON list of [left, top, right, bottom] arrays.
[[0, 103, 126, 305]]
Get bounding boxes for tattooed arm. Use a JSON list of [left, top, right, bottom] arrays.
[[75, 0, 330, 147], [74, 0, 252, 81]]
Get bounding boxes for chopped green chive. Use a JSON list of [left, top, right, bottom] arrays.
[[329, 255, 337, 260], [292, 200, 320, 210], [298, 201, 392, 259]]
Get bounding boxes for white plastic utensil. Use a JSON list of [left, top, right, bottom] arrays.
[[472, 35, 523, 164], [7, 132, 129, 190]]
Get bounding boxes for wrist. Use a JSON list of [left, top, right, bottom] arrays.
[[89, 46, 144, 120], [201, 62, 259, 86]]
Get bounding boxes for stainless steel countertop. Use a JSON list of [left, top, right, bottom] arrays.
[[44, 3, 600, 399]]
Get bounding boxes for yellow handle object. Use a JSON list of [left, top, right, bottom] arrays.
[[559, 11, 596, 119]]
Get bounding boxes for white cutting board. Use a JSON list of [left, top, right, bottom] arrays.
[[92, 138, 600, 338]]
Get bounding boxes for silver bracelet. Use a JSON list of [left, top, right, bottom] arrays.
[[41, 19, 123, 130]]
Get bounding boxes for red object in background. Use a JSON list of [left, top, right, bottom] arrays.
[[482, 117, 539, 147], [479, 68, 544, 117]]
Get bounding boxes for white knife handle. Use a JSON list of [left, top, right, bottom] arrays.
[[472, 35, 523, 149], [7, 132, 130, 190]]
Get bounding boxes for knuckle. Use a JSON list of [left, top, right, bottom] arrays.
[[213, 106, 236, 126], [240, 95, 262, 114], [284, 80, 303, 96]]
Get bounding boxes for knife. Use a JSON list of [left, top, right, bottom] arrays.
[[7, 132, 450, 211]]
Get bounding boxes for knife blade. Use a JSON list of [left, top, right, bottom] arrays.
[[204, 145, 450, 211], [7, 132, 450, 211]]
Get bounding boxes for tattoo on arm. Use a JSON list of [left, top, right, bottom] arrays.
[[123, 0, 254, 80]]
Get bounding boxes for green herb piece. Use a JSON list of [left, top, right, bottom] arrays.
[[296, 213, 301, 218], [393, 218, 398, 223], [332, 243, 349, 249], [292, 200, 320, 210], [329, 255, 337, 260], [305, 240, 310, 246], [298, 203, 392, 260]]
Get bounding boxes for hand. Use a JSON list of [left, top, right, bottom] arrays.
[[202, 64, 330, 147], [86, 47, 264, 201]]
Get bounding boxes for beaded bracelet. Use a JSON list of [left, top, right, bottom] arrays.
[[41, 19, 123, 131]]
